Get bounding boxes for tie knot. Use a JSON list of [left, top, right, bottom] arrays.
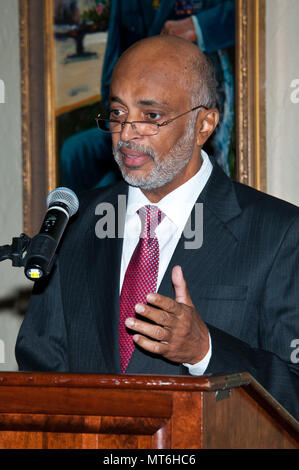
[[137, 205, 164, 238]]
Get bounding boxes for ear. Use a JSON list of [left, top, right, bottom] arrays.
[[195, 108, 219, 147]]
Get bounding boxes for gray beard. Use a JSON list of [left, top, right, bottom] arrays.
[[113, 120, 196, 190]]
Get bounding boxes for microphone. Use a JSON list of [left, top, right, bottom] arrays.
[[24, 187, 79, 281]]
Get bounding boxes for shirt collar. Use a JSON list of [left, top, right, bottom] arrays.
[[126, 150, 212, 229]]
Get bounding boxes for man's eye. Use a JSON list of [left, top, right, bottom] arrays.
[[145, 112, 161, 121], [109, 109, 124, 119]]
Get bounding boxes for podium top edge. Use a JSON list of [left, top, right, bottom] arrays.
[[0, 371, 250, 391]]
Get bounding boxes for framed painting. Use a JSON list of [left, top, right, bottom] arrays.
[[19, 0, 266, 236]]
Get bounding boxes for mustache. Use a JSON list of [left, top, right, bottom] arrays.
[[115, 140, 157, 161]]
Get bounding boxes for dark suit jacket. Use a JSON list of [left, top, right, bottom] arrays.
[[16, 161, 299, 420]]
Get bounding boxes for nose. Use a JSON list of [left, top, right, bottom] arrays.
[[119, 121, 140, 141]]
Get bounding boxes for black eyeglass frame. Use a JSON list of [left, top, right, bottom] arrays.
[[95, 104, 208, 136]]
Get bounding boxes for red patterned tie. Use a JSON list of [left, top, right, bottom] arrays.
[[119, 205, 164, 374]]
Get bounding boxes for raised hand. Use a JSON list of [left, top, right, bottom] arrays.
[[125, 265, 210, 364]]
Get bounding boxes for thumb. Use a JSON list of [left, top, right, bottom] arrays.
[[172, 265, 194, 307]]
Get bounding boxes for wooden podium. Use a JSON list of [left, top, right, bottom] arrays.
[[0, 372, 297, 449]]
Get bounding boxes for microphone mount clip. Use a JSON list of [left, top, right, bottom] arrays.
[[0, 233, 32, 267]]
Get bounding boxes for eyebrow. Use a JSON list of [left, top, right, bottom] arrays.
[[109, 96, 170, 109], [109, 96, 124, 105], [136, 99, 169, 108]]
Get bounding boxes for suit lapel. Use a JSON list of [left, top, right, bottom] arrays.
[[86, 182, 128, 373], [158, 202, 240, 301], [159, 161, 242, 298]]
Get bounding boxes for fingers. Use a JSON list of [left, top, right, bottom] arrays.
[[160, 18, 197, 42], [125, 315, 171, 343], [143, 266, 194, 311], [125, 301, 174, 341], [132, 334, 169, 356], [123, 268, 197, 361], [172, 265, 194, 307], [128, 266, 193, 321], [160, 20, 173, 35], [124, 299, 177, 346], [146, 291, 181, 315], [135, 301, 175, 326]]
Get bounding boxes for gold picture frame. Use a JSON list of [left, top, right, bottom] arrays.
[[19, 0, 266, 236], [236, 0, 266, 192]]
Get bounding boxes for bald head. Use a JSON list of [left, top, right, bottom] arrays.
[[111, 35, 218, 109]]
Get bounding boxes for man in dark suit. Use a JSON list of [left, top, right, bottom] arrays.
[[16, 35, 299, 420]]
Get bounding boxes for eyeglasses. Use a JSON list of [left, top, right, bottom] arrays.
[[95, 104, 208, 136]]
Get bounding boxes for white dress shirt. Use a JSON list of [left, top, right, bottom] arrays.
[[120, 150, 212, 375]]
